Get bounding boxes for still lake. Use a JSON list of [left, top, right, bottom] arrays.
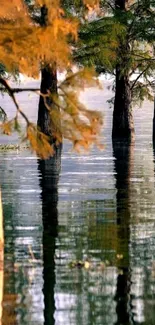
[[0, 79, 155, 325]]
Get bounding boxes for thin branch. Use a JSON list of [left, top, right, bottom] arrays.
[[59, 71, 81, 87], [129, 62, 145, 77], [0, 87, 40, 93], [106, 1, 115, 11], [128, 5, 146, 38], [0, 78, 30, 124], [130, 64, 151, 90], [131, 53, 155, 62]]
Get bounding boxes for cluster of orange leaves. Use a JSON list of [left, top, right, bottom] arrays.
[[0, 0, 103, 158], [0, 0, 78, 76], [48, 69, 104, 154], [27, 124, 55, 159]]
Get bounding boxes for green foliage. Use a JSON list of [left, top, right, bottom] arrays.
[[74, 0, 155, 107], [132, 81, 154, 107], [76, 17, 125, 73]]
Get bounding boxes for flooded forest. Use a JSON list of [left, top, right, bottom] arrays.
[[0, 83, 155, 325], [1, 0, 155, 324]]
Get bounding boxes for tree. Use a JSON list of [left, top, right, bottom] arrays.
[[0, 0, 103, 158], [37, 5, 58, 140], [24, 1, 58, 140], [75, 0, 155, 140]]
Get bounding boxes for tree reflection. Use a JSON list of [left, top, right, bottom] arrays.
[[38, 144, 62, 325], [2, 202, 17, 325], [113, 139, 134, 325]]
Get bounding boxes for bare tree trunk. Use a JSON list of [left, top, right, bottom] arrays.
[[112, 0, 135, 140], [38, 65, 57, 138], [37, 5, 58, 141], [112, 67, 134, 140]]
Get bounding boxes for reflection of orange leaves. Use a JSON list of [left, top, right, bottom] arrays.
[[97, 143, 105, 150], [3, 293, 17, 325]]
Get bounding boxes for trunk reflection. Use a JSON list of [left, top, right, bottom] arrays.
[[113, 139, 134, 325], [38, 144, 62, 325]]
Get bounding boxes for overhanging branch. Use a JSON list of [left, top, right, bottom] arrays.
[[0, 78, 30, 124], [130, 64, 151, 90], [0, 87, 40, 93]]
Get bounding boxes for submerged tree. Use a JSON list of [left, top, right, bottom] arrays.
[[76, 0, 155, 139], [0, 0, 103, 158], [24, 1, 59, 140], [37, 5, 58, 140]]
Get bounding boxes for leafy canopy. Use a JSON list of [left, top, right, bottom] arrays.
[[0, 0, 103, 158], [75, 0, 155, 107]]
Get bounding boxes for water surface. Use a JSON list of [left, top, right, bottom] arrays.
[[0, 83, 155, 325]]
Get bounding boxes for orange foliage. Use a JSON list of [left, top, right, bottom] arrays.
[[0, 0, 78, 76], [0, 0, 103, 158], [26, 124, 55, 159]]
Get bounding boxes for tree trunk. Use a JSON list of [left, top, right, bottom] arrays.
[[37, 65, 57, 138], [37, 4, 58, 141], [112, 67, 134, 140], [112, 0, 135, 140]]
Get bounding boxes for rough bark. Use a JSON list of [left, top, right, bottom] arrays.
[[112, 67, 134, 140], [37, 65, 57, 137], [37, 5, 58, 140], [112, 0, 135, 140]]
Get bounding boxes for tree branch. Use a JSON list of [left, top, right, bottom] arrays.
[[0, 87, 40, 93], [130, 64, 151, 90], [132, 53, 155, 62], [0, 78, 30, 124], [106, 1, 115, 11]]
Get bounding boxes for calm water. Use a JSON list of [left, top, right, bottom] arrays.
[[0, 81, 155, 324]]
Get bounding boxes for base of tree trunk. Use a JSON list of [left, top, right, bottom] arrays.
[[112, 108, 135, 141], [112, 70, 135, 141], [112, 122, 135, 141]]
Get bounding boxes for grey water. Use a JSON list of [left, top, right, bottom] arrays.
[[0, 80, 155, 324]]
